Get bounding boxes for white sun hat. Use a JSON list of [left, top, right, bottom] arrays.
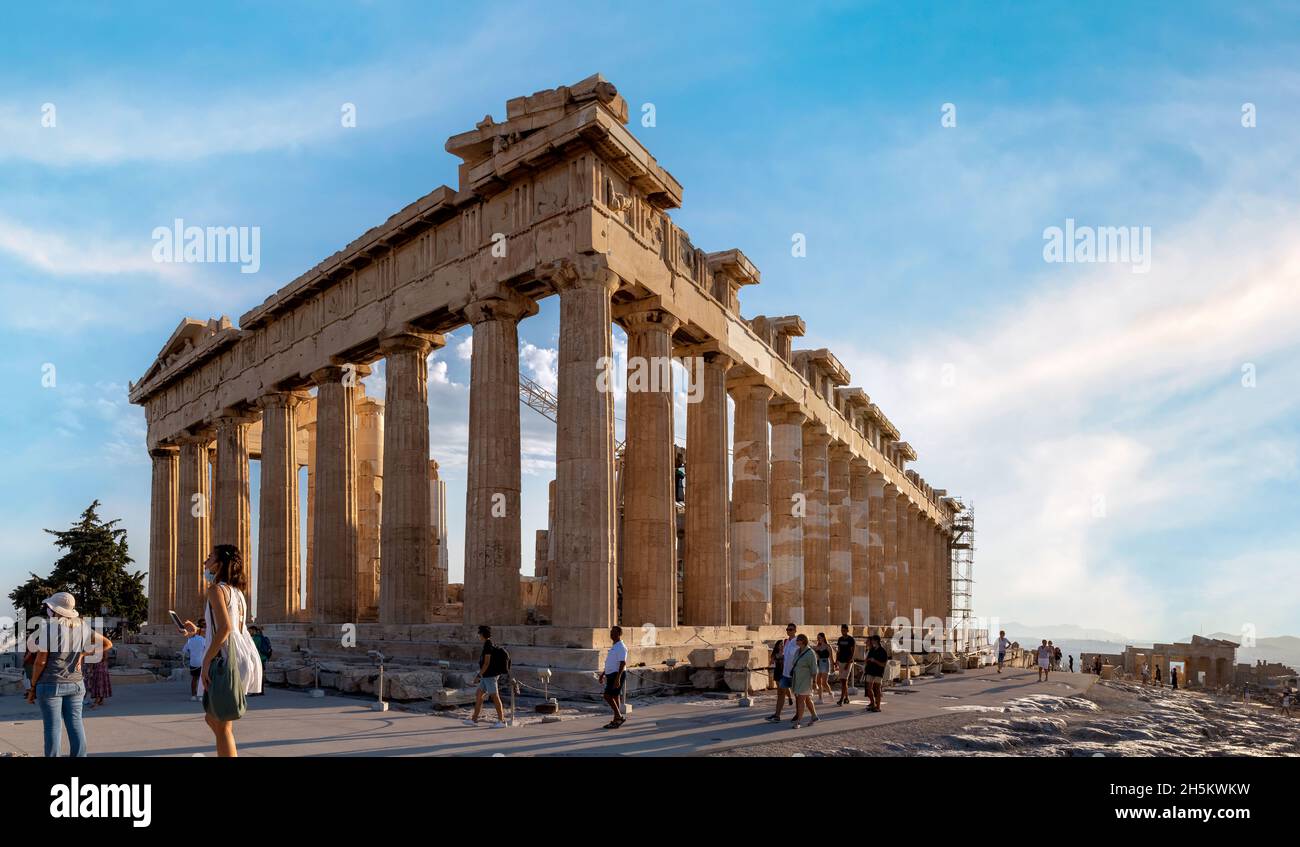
[[42, 591, 79, 619]]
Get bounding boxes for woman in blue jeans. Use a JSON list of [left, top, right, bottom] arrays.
[[25, 592, 113, 757]]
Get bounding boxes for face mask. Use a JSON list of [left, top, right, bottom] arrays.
[[204, 571, 217, 584]]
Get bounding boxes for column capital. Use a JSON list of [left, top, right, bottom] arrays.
[[849, 456, 872, 473], [149, 446, 179, 459], [311, 362, 373, 385], [257, 389, 312, 411], [768, 400, 806, 427], [176, 430, 213, 446], [539, 254, 620, 293], [727, 380, 774, 402], [801, 421, 831, 445], [465, 292, 539, 326], [829, 442, 855, 463], [378, 330, 444, 356], [618, 305, 680, 335]]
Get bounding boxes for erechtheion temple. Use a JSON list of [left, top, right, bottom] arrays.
[[128, 75, 972, 697]]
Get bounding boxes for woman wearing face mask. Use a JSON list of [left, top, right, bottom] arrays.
[[25, 592, 112, 756], [181, 544, 263, 757]]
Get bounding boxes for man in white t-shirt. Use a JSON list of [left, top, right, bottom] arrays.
[[1036, 640, 1052, 682], [181, 621, 208, 701], [996, 631, 1012, 674], [600, 625, 628, 729]]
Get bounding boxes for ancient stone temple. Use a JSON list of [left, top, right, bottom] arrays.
[[130, 75, 964, 684]]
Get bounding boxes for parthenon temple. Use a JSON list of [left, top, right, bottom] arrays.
[[130, 75, 968, 685]]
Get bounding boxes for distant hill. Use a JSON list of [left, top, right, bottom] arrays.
[[993, 624, 1300, 673], [1000, 622, 1134, 643]]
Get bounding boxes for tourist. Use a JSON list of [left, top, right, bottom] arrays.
[[182, 620, 207, 701], [813, 632, 833, 704], [1141, 663, 1150, 685], [180, 544, 263, 758], [1171, 666, 1179, 690], [835, 624, 856, 705], [766, 623, 800, 723], [788, 634, 819, 728], [83, 644, 112, 709], [863, 633, 889, 712], [1281, 690, 1293, 717], [251, 625, 272, 665], [1036, 640, 1051, 681], [1093, 654, 1103, 675], [995, 630, 1011, 673], [1051, 642, 1061, 671], [1068, 654, 1074, 673], [1155, 664, 1162, 687], [600, 625, 628, 729], [25, 592, 112, 757], [467, 624, 507, 728]]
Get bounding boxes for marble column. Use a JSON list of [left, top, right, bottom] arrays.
[[683, 349, 732, 626], [312, 364, 365, 624], [880, 482, 899, 625], [147, 447, 178, 625], [827, 443, 852, 625], [378, 334, 439, 625], [303, 419, 316, 618], [355, 392, 384, 623], [212, 413, 253, 611], [769, 403, 806, 624], [728, 380, 774, 626], [621, 305, 679, 627], [429, 460, 449, 604], [935, 527, 950, 623], [545, 256, 619, 627], [257, 391, 305, 623], [174, 435, 211, 621], [867, 471, 886, 626], [801, 423, 831, 624], [849, 458, 871, 627], [464, 296, 534, 626], [895, 493, 912, 626]]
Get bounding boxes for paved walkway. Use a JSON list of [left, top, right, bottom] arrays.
[[0, 667, 1096, 757]]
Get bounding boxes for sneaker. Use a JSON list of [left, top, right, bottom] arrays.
[[809, 716, 820, 725], [764, 714, 780, 723], [463, 718, 480, 726], [492, 721, 507, 728], [792, 721, 803, 729]]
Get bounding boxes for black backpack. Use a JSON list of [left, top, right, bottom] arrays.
[[492, 644, 511, 677]]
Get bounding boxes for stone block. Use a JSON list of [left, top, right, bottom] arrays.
[[336, 667, 372, 693], [690, 668, 724, 690], [432, 687, 477, 708], [384, 670, 444, 701]]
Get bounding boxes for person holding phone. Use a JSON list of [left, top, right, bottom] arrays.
[[181, 619, 207, 701], [25, 592, 112, 757]]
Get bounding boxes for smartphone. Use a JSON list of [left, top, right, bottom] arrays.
[[168, 610, 186, 634]]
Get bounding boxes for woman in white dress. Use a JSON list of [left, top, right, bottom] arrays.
[[182, 544, 262, 757]]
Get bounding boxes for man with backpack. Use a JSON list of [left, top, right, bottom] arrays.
[[467, 624, 509, 728]]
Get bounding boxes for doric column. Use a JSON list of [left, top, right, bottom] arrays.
[[378, 334, 440, 625], [801, 422, 831, 624], [827, 443, 852, 625], [257, 391, 306, 623], [769, 403, 806, 623], [355, 392, 384, 622], [880, 481, 899, 625], [302, 419, 316, 618], [683, 348, 733, 626], [910, 504, 926, 623], [147, 447, 178, 625], [728, 380, 774, 626], [935, 526, 950, 623], [174, 435, 211, 621], [312, 363, 367, 624], [849, 459, 872, 627], [619, 304, 680, 627], [465, 296, 536, 626], [543, 256, 619, 627], [894, 493, 912, 626], [212, 413, 253, 610], [867, 471, 886, 626], [429, 460, 449, 604]]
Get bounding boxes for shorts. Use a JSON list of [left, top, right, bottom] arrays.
[[837, 661, 853, 676], [1038, 658, 1050, 669], [478, 675, 499, 695], [778, 675, 793, 689], [864, 673, 883, 685], [190, 667, 202, 678], [603, 674, 624, 697], [817, 659, 831, 674], [997, 653, 1006, 663]]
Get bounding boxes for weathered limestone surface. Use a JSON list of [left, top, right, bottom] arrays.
[[546, 256, 618, 628], [827, 443, 852, 625], [848, 458, 871, 626], [429, 460, 449, 604], [379, 335, 438, 624], [728, 380, 773, 626], [303, 420, 316, 617], [684, 349, 732, 626], [147, 448, 178, 625], [866, 471, 886, 626], [769, 404, 805, 624], [174, 436, 210, 621], [212, 414, 253, 609], [894, 493, 912, 624], [800, 423, 831, 625], [880, 482, 898, 625], [465, 296, 535, 626], [312, 365, 363, 624], [257, 391, 306, 623], [620, 305, 679, 627], [355, 392, 384, 622]]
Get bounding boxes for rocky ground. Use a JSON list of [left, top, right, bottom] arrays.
[[712, 679, 1300, 757]]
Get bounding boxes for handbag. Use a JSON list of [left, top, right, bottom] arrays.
[[203, 587, 246, 721]]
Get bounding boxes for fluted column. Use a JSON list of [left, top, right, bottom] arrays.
[[684, 348, 733, 626], [827, 443, 852, 625], [465, 296, 535, 626], [312, 364, 366, 624], [769, 403, 806, 623], [801, 423, 831, 624], [620, 305, 680, 627], [909, 504, 926, 623], [174, 435, 211, 621], [302, 419, 316, 618], [728, 380, 774, 626], [355, 393, 384, 622], [544, 256, 619, 627], [147, 447, 178, 625], [935, 527, 950, 623], [378, 334, 439, 625], [894, 493, 912, 627], [880, 482, 899, 625], [212, 413, 253, 612], [849, 459, 871, 627], [867, 472, 886, 626], [429, 460, 449, 604], [257, 391, 306, 623]]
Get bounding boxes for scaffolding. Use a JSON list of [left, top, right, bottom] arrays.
[[950, 500, 975, 645]]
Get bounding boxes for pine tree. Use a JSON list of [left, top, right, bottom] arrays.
[[7, 501, 148, 629]]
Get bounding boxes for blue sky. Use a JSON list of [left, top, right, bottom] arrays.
[[2, 2, 1298, 642]]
